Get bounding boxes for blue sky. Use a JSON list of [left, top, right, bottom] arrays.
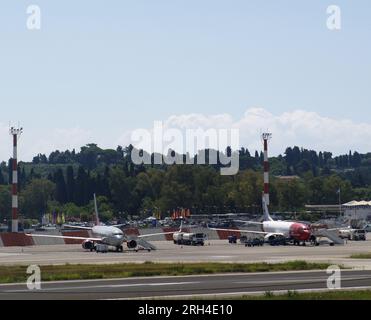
[[0, 1, 370, 160]]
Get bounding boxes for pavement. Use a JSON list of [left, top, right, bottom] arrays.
[[1, 270, 371, 300], [0, 239, 371, 269]]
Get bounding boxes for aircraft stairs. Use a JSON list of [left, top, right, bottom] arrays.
[[313, 229, 344, 245], [136, 238, 157, 251]]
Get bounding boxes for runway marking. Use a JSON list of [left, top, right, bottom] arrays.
[[3, 281, 200, 293], [0, 253, 29, 257]]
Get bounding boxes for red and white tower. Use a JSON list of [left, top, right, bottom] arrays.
[[262, 132, 272, 206], [10, 126, 23, 233]]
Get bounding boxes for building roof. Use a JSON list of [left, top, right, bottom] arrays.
[[343, 201, 371, 208]]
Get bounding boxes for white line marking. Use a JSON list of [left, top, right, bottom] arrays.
[[4, 281, 200, 293]]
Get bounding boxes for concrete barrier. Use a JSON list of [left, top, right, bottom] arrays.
[[0, 233, 34, 247], [0, 226, 236, 247], [62, 230, 90, 244], [215, 228, 241, 240], [30, 230, 65, 246], [139, 228, 167, 241], [123, 227, 140, 237]]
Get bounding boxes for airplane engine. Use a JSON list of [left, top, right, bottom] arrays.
[[82, 240, 95, 250], [127, 239, 137, 249]]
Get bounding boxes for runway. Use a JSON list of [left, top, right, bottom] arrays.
[[0, 240, 371, 269], [1, 270, 371, 300]]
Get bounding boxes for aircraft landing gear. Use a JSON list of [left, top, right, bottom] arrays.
[[116, 245, 124, 252]]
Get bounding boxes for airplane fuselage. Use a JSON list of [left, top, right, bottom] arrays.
[[91, 226, 125, 247], [262, 221, 311, 241]]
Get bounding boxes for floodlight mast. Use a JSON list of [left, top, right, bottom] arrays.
[[261, 133, 272, 206], [9, 126, 23, 232]]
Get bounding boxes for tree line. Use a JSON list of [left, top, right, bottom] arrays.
[[0, 144, 370, 223]]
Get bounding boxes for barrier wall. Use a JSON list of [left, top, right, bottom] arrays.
[[0, 233, 34, 247], [31, 230, 65, 246], [139, 228, 167, 241], [62, 230, 90, 244], [0, 227, 245, 247]]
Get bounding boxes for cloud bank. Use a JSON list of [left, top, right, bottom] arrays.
[[121, 108, 371, 156], [1, 108, 371, 162]]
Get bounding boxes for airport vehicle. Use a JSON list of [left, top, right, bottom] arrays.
[[338, 228, 366, 241], [245, 238, 264, 247], [27, 194, 177, 252], [173, 231, 206, 246], [209, 195, 313, 246], [172, 221, 206, 246], [228, 235, 237, 244]]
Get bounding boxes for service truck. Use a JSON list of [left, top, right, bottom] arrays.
[[173, 232, 206, 246]]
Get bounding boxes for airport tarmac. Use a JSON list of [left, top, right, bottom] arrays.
[[0, 239, 371, 269]]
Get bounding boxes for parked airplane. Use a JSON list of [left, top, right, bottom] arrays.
[[209, 195, 313, 245], [27, 194, 176, 252]]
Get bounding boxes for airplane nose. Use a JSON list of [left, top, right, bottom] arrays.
[[303, 230, 311, 240], [114, 235, 125, 244]]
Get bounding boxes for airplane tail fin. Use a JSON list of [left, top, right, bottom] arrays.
[[179, 218, 184, 232], [94, 193, 100, 226], [262, 194, 274, 222]]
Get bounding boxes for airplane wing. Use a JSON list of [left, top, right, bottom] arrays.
[[138, 231, 178, 238], [63, 225, 93, 230], [234, 220, 263, 225], [208, 227, 267, 235], [26, 234, 102, 241], [208, 228, 285, 238]]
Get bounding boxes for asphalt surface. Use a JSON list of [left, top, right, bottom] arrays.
[[1, 239, 371, 269], [1, 270, 371, 300]]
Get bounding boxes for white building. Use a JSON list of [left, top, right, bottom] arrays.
[[343, 201, 371, 222]]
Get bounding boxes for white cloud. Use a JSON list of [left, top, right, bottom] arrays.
[[0, 125, 93, 162], [123, 108, 371, 156], [2, 108, 371, 163]]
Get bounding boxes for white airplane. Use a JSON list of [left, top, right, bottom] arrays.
[[27, 194, 177, 252], [209, 195, 313, 245]]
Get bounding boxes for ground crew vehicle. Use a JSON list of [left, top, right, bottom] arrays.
[[173, 232, 206, 246], [338, 228, 366, 241]]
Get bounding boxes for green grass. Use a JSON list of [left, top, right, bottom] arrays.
[[0, 261, 334, 284], [236, 290, 371, 300], [349, 253, 371, 259]]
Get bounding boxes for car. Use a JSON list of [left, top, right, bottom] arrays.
[[228, 235, 237, 244], [245, 238, 264, 247]]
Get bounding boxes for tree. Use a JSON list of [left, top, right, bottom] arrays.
[[54, 169, 67, 203], [74, 166, 89, 206], [0, 186, 11, 221], [20, 179, 56, 219], [66, 166, 75, 203]]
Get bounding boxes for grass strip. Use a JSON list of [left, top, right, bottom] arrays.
[[349, 253, 371, 259], [239, 289, 371, 300], [0, 260, 334, 284]]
